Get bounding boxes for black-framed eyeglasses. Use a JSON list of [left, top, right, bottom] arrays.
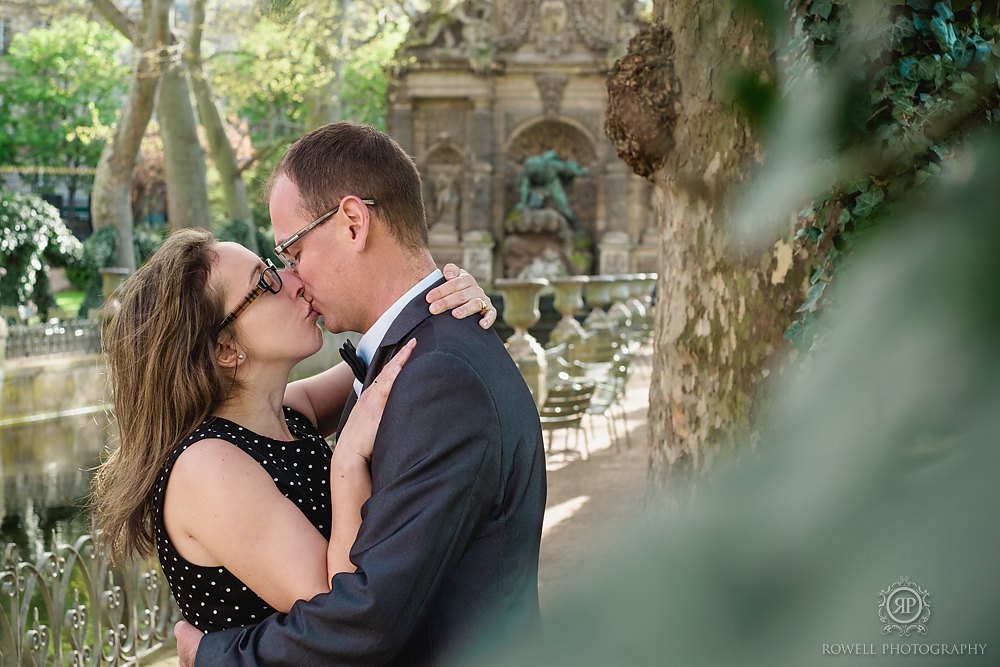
[[273, 197, 376, 269], [217, 258, 282, 331]]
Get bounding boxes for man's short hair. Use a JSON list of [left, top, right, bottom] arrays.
[[268, 122, 429, 250]]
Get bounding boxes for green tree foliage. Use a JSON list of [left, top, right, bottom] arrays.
[[0, 17, 129, 201], [206, 1, 407, 230], [209, 16, 323, 149], [0, 192, 83, 318], [67, 223, 166, 317], [340, 22, 408, 130], [208, 2, 405, 144]]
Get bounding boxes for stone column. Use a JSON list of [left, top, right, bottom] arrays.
[[604, 162, 630, 234], [461, 230, 496, 285], [495, 278, 549, 407], [598, 230, 633, 275], [468, 98, 494, 235], [467, 164, 494, 233], [389, 103, 414, 153], [470, 98, 494, 161], [91, 267, 131, 322]]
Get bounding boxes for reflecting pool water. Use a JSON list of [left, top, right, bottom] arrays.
[[0, 410, 112, 561]]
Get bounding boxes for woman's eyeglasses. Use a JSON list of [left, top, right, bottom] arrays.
[[217, 258, 282, 331]]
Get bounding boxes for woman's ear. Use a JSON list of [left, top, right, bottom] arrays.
[[216, 341, 244, 368]]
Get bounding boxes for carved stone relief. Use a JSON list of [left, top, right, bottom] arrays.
[[413, 101, 470, 154], [496, 0, 537, 50], [537, 0, 570, 57], [495, 0, 621, 54], [565, 0, 616, 51], [534, 72, 569, 117]]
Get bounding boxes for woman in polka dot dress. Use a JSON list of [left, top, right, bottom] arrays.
[[90, 228, 496, 633]]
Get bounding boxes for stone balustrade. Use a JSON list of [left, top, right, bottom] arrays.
[[3, 320, 102, 360]]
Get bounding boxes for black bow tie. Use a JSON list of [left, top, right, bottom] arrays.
[[339, 339, 368, 384]]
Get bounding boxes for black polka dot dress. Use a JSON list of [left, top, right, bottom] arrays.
[[152, 407, 332, 632]]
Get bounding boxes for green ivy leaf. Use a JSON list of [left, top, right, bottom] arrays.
[[813, 0, 834, 21], [796, 225, 823, 242], [852, 188, 886, 218], [797, 280, 828, 314]]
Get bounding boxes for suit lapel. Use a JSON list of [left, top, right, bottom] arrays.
[[337, 277, 445, 435], [363, 277, 444, 383]]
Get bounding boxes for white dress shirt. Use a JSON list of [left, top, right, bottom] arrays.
[[352, 268, 443, 395]]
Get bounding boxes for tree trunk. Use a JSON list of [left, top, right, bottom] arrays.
[[606, 2, 807, 490], [188, 0, 256, 249], [304, 0, 348, 130], [304, 59, 344, 130], [90, 0, 169, 272], [157, 12, 211, 231]]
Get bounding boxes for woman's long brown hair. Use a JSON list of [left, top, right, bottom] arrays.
[[91, 228, 240, 562]]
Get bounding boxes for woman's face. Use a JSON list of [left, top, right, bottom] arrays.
[[212, 242, 323, 363]]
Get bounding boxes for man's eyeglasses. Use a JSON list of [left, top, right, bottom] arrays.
[[273, 197, 377, 269], [217, 258, 282, 331]]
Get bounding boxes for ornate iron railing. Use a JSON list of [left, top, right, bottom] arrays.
[[4, 320, 102, 360], [0, 536, 180, 666]]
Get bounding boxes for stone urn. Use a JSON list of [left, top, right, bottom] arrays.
[[625, 274, 649, 321], [92, 267, 132, 321], [582, 275, 615, 332], [548, 276, 589, 346], [607, 275, 635, 331], [494, 278, 549, 407]]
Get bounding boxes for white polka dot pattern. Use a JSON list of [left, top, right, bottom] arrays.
[[152, 407, 332, 632]]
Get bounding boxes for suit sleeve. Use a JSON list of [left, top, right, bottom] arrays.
[[196, 350, 501, 666]]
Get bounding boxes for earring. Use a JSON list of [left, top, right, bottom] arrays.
[[238, 353, 245, 360]]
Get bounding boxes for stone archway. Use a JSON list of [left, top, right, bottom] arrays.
[[504, 119, 598, 240], [499, 119, 600, 277]]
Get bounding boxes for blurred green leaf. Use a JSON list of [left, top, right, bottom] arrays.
[[852, 187, 885, 217]]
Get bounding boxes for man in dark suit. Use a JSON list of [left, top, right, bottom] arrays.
[[175, 121, 546, 666]]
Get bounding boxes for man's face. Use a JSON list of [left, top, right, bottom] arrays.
[[269, 175, 354, 333]]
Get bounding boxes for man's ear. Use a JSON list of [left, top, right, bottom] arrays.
[[216, 341, 243, 368], [340, 196, 371, 252]]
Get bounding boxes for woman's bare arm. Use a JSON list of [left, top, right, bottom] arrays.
[[163, 342, 416, 611]]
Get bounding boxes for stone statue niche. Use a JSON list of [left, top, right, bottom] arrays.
[[428, 165, 461, 239], [501, 150, 587, 279], [423, 144, 465, 245]]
